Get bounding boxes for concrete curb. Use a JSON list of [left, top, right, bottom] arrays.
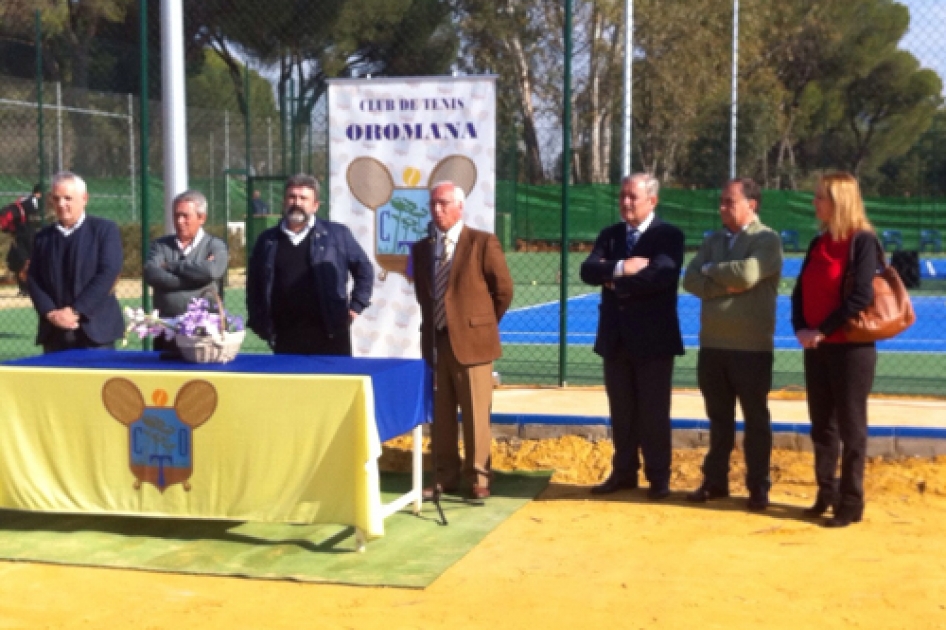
[[488, 413, 946, 457]]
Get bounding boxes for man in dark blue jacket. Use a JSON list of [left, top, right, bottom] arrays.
[[246, 174, 373, 355], [27, 171, 124, 353], [581, 173, 685, 500]]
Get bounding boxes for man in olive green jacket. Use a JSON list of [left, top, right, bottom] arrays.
[[683, 178, 783, 511]]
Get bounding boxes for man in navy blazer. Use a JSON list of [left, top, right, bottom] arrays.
[[580, 173, 685, 499], [246, 174, 373, 355], [28, 171, 124, 353]]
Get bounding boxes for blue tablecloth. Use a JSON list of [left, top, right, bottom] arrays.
[[5, 350, 432, 442]]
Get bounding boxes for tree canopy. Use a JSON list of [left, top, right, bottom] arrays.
[[190, 0, 458, 124], [0, 0, 942, 194]]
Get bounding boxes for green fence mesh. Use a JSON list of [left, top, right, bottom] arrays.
[[0, 1, 944, 397]]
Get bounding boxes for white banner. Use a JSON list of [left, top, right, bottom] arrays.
[[327, 76, 497, 358]]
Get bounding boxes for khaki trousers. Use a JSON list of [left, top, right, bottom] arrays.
[[433, 330, 494, 488]]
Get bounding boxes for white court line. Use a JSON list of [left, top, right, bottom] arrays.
[[507, 292, 598, 313], [501, 331, 597, 339]]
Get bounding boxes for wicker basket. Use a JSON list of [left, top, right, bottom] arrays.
[[175, 330, 245, 364]]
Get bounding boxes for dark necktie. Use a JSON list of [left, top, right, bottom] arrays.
[[626, 228, 640, 256], [433, 235, 453, 331]]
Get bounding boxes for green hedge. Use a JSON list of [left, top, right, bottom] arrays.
[[499, 182, 946, 249]]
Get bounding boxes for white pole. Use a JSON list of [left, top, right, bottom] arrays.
[[128, 93, 136, 222], [622, 0, 633, 177], [56, 82, 62, 171], [411, 424, 423, 513], [730, 0, 739, 180], [161, 0, 188, 235]]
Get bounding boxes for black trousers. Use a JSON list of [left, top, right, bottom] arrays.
[[804, 342, 876, 512], [603, 353, 675, 488], [698, 348, 774, 492], [6, 244, 29, 293], [273, 326, 352, 356], [42, 328, 116, 354]]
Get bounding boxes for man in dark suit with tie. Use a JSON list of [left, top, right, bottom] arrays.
[[28, 171, 125, 353], [581, 173, 685, 499], [411, 181, 514, 501]]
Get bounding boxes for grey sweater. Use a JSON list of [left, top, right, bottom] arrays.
[[143, 232, 229, 317], [682, 218, 783, 352]]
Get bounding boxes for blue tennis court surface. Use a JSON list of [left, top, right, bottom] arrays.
[[500, 293, 946, 353], [782, 257, 946, 278]]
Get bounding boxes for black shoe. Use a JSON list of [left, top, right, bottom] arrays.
[[802, 498, 833, 518], [824, 507, 863, 528], [590, 475, 638, 495], [747, 487, 769, 512], [647, 486, 671, 501], [686, 484, 730, 503]]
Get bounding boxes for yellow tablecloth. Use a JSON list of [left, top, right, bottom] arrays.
[[0, 367, 384, 538]]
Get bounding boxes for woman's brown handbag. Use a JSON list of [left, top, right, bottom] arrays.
[[843, 234, 916, 342]]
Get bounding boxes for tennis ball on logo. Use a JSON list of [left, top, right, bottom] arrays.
[[152, 389, 169, 406], [403, 167, 422, 187]]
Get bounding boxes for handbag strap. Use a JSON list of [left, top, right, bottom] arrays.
[[843, 231, 885, 297]]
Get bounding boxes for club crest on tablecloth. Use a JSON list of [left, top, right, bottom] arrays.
[[102, 378, 217, 492]]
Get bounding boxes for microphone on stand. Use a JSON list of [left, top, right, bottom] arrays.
[[424, 218, 447, 524]]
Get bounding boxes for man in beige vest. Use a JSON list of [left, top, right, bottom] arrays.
[[411, 181, 514, 501]]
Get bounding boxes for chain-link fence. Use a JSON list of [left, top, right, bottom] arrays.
[[0, 0, 944, 396]]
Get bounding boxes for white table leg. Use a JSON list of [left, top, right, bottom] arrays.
[[412, 424, 423, 514]]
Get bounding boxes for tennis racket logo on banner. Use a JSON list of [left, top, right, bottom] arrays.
[[347, 154, 477, 282], [102, 379, 218, 492]]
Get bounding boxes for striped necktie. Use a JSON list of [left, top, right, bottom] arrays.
[[434, 235, 453, 331], [626, 228, 640, 256]]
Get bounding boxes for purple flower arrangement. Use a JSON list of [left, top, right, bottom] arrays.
[[124, 297, 244, 344]]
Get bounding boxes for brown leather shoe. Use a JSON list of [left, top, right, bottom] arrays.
[[470, 485, 491, 500]]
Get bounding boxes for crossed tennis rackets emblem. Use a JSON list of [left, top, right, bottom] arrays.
[[102, 378, 218, 492], [346, 154, 477, 282]]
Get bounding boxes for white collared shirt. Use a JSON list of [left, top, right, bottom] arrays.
[[613, 212, 656, 276], [436, 220, 465, 262], [177, 228, 206, 256], [630, 211, 656, 237], [55, 212, 87, 237], [281, 214, 316, 246], [726, 220, 752, 249], [702, 218, 757, 274]]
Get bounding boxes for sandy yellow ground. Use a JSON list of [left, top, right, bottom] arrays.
[[2, 437, 945, 630]]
